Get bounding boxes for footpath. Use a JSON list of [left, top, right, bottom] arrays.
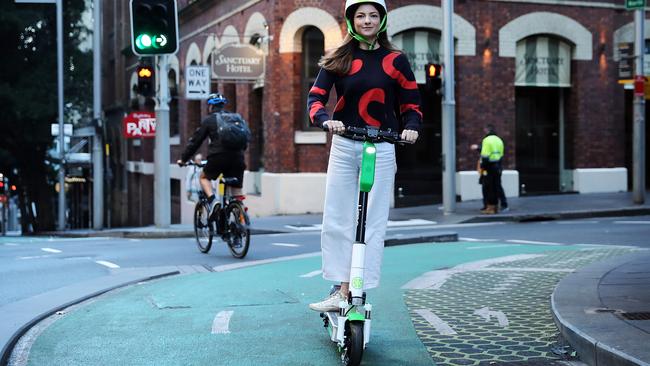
[[3, 191, 650, 366]]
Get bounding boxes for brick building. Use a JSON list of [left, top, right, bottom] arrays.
[[101, 0, 649, 227]]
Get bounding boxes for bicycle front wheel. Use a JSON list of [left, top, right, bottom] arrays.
[[194, 202, 213, 253], [225, 201, 250, 258]]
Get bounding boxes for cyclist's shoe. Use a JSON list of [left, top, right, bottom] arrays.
[[229, 234, 242, 248], [500, 206, 510, 213], [309, 290, 346, 312], [208, 199, 220, 219]]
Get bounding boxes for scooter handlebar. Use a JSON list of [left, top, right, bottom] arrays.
[[321, 124, 414, 144]]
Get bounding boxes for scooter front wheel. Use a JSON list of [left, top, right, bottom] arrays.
[[343, 322, 364, 366]]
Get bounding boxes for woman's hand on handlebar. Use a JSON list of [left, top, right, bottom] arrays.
[[176, 159, 186, 167], [323, 120, 345, 135], [401, 129, 419, 143]]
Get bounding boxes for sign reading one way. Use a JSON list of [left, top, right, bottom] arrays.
[[185, 65, 210, 100]]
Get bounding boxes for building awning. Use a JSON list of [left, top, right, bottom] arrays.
[[392, 30, 441, 85], [515, 36, 571, 88]]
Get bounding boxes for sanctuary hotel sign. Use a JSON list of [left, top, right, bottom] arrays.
[[211, 44, 265, 81]]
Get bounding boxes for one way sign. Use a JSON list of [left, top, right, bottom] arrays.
[[185, 65, 210, 100]]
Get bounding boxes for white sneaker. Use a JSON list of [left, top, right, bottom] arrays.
[[309, 291, 345, 312]]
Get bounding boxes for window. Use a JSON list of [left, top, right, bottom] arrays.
[[301, 26, 324, 130]]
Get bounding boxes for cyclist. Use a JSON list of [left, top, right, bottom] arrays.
[[307, 0, 421, 312], [177, 93, 247, 216]]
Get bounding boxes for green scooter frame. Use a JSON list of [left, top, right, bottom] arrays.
[[320, 133, 383, 366], [319, 126, 405, 365]]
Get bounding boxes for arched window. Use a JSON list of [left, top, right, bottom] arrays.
[[302, 26, 324, 129], [392, 29, 441, 85]]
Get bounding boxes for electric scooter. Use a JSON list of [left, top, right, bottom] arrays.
[[319, 125, 408, 366]]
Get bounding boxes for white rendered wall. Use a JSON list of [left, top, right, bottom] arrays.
[[456, 170, 519, 202], [572, 168, 628, 194]]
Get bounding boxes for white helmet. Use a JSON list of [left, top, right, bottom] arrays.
[[344, 0, 388, 48]]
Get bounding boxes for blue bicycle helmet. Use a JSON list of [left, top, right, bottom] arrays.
[[207, 92, 227, 106]]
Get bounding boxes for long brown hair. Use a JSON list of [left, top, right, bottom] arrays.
[[318, 33, 398, 75]]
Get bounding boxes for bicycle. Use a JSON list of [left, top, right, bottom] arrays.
[[184, 161, 251, 259]]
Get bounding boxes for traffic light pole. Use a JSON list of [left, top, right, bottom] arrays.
[[154, 55, 171, 227], [56, 0, 66, 231], [441, 0, 456, 214], [633, 9, 646, 204], [92, 0, 104, 229]]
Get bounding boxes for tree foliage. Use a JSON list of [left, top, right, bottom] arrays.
[[0, 0, 92, 232]]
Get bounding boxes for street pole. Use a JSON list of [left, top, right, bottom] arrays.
[[154, 55, 171, 227], [442, 0, 456, 214], [56, 0, 66, 230], [92, 0, 104, 229], [634, 9, 646, 204]]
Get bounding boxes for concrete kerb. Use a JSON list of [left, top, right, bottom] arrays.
[[551, 253, 650, 366], [463, 207, 650, 224], [0, 267, 180, 366]]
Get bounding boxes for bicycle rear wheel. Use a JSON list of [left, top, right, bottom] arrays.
[[225, 201, 250, 258], [194, 202, 213, 253]]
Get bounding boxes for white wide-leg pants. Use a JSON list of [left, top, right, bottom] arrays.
[[320, 135, 396, 289]]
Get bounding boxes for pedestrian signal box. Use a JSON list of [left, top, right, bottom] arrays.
[[137, 59, 155, 97], [425, 63, 443, 95], [130, 0, 179, 55]]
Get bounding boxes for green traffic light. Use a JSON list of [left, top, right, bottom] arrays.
[[136, 34, 153, 49]]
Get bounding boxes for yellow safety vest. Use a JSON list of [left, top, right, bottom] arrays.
[[480, 135, 504, 162]]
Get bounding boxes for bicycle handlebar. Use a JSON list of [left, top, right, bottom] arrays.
[[179, 160, 207, 168], [321, 124, 414, 144]]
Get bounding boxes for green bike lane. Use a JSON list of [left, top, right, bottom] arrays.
[[20, 241, 636, 366]]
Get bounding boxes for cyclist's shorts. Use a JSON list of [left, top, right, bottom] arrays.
[[204, 152, 245, 188]]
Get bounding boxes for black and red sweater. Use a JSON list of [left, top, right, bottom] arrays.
[[307, 46, 422, 133]]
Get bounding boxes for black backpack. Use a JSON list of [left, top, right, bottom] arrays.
[[214, 112, 251, 151]]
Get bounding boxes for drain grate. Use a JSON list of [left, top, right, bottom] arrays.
[[619, 312, 650, 320]]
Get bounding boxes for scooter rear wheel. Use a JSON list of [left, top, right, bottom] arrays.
[[343, 322, 364, 366]]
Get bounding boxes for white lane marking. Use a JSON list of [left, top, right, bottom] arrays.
[[486, 274, 522, 294], [284, 224, 322, 231], [4, 243, 19, 246], [45, 237, 111, 242], [402, 254, 544, 290], [271, 243, 301, 248], [577, 244, 645, 250], [474, 307, 509, 327], [213, 252, 321, 272], [460, 237, 500, 242], [212, 310, 234, 334], [507, 239, 563, 246], [387, 219, 436, 227], [18, 255, 52, 260], [95, 260, 120, 269], [467, 244, 520, 250], [614, 220, 650, 225], [555, 220, 599, 224], [413, 309, 456, 335], [129, 239, 142, 242], [300, 270, 322, 278], [41, 248, 62, 253]]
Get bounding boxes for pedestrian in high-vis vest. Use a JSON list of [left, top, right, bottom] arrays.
[[480, 125, 504, 214]]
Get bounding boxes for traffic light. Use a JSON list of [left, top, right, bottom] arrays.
[[0, 181, 4, 193], [425, 63, 443, 95], [137, 58, 155, 97], [130, 0, 179, 55]]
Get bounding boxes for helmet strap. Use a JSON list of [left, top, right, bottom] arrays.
[[346, 15, 387, 50]]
